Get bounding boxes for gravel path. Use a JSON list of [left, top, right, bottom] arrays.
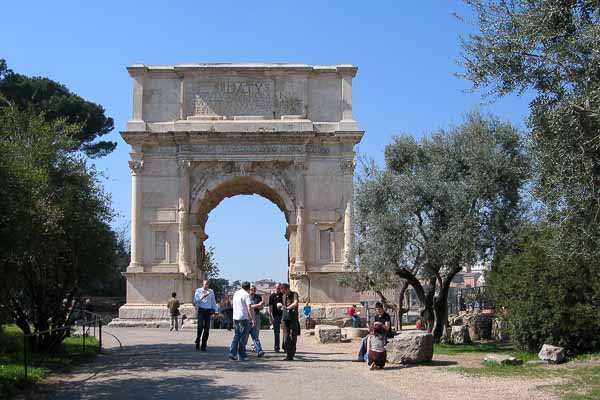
[[38, 328, 560, 400]]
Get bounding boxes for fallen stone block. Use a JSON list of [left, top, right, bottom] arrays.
[[484, 353, 522, 365], [342, 327, 369, 339], [464, 312, 494, 340], [315, 325, 342, 343], [538, 344, 566, 364], [450, 325, 471, 345], [386, 331, 434, 364]]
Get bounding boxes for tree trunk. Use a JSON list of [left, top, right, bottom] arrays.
[[431, 265, 462, 342], [397, 281, 409, 331], [433, 290, 449, 342]]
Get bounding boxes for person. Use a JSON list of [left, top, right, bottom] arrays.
[[348, 304, 359, 328], [366, 322, 387, 370], [167, 292, 181, 332], [193, 280, 217, 351], [268, 283, 284, 352], [281, 283, 300, 361], [229, 281, 254, 361], [415, 318, 424, 330], [357, 302, 393, 361], [302, 302, 312, 330], [248, 285, 265, 357], [220, 297, 233, 331]]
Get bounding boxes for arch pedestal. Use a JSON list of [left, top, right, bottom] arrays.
[[111, 63, 364, 327]]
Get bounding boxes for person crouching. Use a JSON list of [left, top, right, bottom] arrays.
[[367, 322, 387, 370]]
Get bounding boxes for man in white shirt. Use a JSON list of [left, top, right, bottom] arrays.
[[193, 280, 217, 351], [228, 281, 254, 361]]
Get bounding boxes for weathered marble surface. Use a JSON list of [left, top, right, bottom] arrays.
[[115, 63, 364, 326]]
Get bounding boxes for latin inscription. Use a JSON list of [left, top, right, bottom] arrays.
[[193, 80, 273, 116], [190, 78, 305, 118]]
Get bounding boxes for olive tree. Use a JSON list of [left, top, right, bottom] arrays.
[[459, 0, 600, 262], [351, 113, 528, 340]]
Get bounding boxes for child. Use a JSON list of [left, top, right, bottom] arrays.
[[366, 322, 387, 370], [167, 292, 181, 331], [302, 302, 312, 329]]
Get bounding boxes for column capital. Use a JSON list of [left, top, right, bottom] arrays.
[[177, 159, 193, 172], [128, 159, 144, 175]]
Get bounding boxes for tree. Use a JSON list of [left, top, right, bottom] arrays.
[[459, 1, 600, 263], [0, 103, 118, 350], [198, 245, 220, 280], [489, 225, 600, 354], [0, 60, 115, 157], [351, 113, 528, 341], [197, 245, 229, 301]]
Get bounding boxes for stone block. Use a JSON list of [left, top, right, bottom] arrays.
[[450, 325, 472, 345], [484, 354, 522, 365], [342, 327, 369, 339], [463, 312, 494, 340], [386, 331, 434, 364], [538, 344, 566, 364], [448, 315, 463, 326], [315, 325, 342, 343]]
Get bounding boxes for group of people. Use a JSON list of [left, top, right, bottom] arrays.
[[167, 281, 393, 369], [167, 280, 301, 361]]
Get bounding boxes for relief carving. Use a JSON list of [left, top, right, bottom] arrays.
[[341, 158, 356, 175], [178, 144, 329, 155]]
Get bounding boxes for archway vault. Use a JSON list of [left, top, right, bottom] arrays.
[[191, 170, 296, 230]]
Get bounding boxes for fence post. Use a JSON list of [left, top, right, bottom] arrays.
[[23, 334, 27, 381], [98, 320, 102, 353], [82, 323, 86, 353]]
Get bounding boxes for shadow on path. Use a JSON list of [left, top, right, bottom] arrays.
[[48, 375, 249, 400]]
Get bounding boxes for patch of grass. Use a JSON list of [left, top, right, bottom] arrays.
[[435, 342, 521, 355], [441, 343, 600, 399], [0, 325, 98, 399]]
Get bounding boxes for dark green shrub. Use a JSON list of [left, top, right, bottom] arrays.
[[489, 227, 600, 355]]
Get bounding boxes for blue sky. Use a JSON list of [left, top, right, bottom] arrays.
[[2, 1, 530, 283]]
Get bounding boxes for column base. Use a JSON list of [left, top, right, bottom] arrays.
[[127, 263, 144, 273]]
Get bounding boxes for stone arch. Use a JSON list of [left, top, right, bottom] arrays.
[[190, 172, 296, 229]]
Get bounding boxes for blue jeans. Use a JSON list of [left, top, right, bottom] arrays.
[[229, 319, 250, 358], [351, 315, 359, 328], [249, 315, 263, 354]]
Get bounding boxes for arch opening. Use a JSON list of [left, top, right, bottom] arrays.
[[193, 176, 292, 230], [190, 175, 296, 284]]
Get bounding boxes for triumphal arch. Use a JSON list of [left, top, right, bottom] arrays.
[[113, 63, 364, 326]]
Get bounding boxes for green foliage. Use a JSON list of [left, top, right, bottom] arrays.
[[0, 103, 120, 343], [198, 245, 220, 280], [210, 278, 229, 303], [459, 0, 600, 265], [0, 60, 115, 157], [0, 325, 98, 398], [351, 112, 528, 339], [489, 226, 600, 355]]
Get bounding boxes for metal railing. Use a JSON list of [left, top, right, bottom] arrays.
[[457, 286, 494, 312], [22, 310, 103, 381]]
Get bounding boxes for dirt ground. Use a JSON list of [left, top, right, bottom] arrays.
[[29, 327, 572, 400]]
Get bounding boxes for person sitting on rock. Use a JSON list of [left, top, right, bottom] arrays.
[[366, 322, 387, 370], [356, 302, 393, 362]]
